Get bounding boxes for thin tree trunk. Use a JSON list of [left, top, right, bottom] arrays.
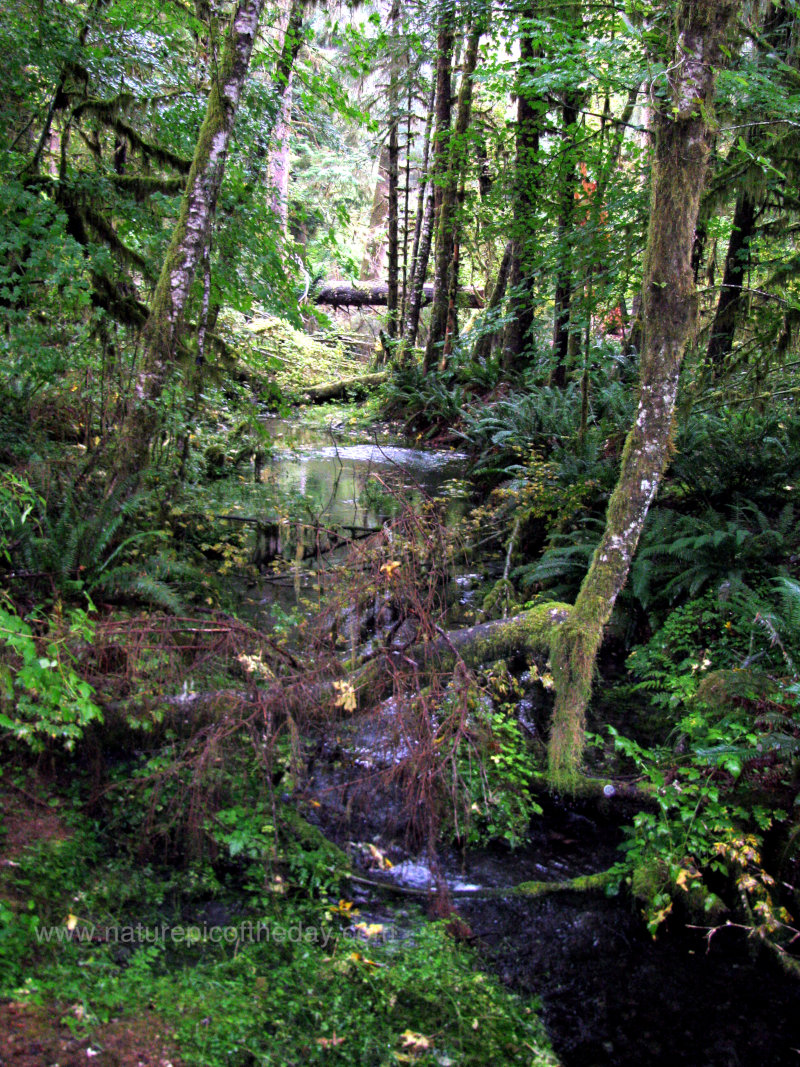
[[550, 92, 581, 388], [113, 0, 265, 484], [403, 82, 436, 348], [386, 0, 401, 342], [502, 9, 543, 372], [400, 76, 413, 327], [472, 240, 512, 363], [421, 0, 456, 371], [706, 187, 756, 373], [548, 0, 741, 788], [424, 19, 483, 372], [405, 188, 435, 346]]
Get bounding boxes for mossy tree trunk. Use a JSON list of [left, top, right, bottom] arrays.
[[547, 0, 741, 788], [549, 91, 582, 389], [706, 187, 756, 373], [421, 0, 456, 372], [113, 0, 265, 484]]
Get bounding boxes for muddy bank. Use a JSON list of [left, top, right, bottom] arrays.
[[458, 889, 800, 1067]]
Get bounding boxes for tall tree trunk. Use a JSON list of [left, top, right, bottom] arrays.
[[548, 0, 741, 788], [706, 188, 756, 372], [473, 240, 512, 363], [424, 18, 483, 372], [421, 0, 456, 370], [502, 8, 544, 372], [361, 146, 392, 281], [403, 83, 436, 348], [266, 0, 305, 233], [113, 0, 265, 484], [386, 0, 402, 341], [549, 91, 581, 388]]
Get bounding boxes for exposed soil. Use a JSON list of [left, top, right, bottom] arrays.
[[0, 1002, 182, 1067], [459, 882, 800, 1067], [0, 785, 70, 859]]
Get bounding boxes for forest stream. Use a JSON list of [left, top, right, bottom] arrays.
[[243, 419, 800, 1067]]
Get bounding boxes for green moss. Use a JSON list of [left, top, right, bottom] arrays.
[[236, 313, 370, 394], [516, 869, 616, 897]]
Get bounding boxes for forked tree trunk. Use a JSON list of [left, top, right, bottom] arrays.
[[547, 0, 741, 787], [114, 0, 265, 483]]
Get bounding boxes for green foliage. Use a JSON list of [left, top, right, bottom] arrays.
[[608, 726, 792, 940], [381, 363, 467, 437], [443, 667, 542, 848], [0, 602, 102, 749], [0, 784, 556, 1066]]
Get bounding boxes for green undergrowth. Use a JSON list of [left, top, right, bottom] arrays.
[[0, 770, 557, 1067], [226, 311, 372, 397]]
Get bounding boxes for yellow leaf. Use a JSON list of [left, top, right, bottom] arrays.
[[348, 952, 381, 967], [332, 679, 357, 713], [353, 922, 384, 938], [399, 1029, 433, 1053], [380, 561, 401, 578], [367, 843, 392, 869], [331, 899, 359, 916]]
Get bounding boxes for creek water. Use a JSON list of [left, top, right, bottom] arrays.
[[259, 419, 800, 1067], [261, 416, 468, 529]]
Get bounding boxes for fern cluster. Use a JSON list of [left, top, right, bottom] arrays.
[[5, 477, 200, 613]]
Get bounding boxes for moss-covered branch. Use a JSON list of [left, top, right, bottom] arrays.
[[299, 371, 388, 403]]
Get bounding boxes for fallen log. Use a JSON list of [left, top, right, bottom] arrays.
[[345, 867, 617, 901], [314, 283, 484, 310], [300, 371, 388, 403]]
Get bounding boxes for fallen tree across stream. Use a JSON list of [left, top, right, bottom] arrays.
[[300, 371, 388, 403], [313, 283, 484, 310]]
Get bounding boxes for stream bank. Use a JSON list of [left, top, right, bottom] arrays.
[[262, 416, 800, 1067]]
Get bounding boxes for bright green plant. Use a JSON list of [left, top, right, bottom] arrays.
[[0, 602, 102, 749], [443, 667, 542, 847], [608, 727, 788, 937]]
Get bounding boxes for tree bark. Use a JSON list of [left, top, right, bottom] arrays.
[[706, 188, 756, 372], [502, 8, 544, 372], [472, 240, 513, 363], [547, 0, 741, 788], [403, 82, 437, 348], [424, 20, 484, 371], [113, 0, 265, 484], [549, 91, 581, 388], [421, 0, 456, 371], [267, 0, 305, 233], [386, 0, 402, 341], [314, 283, 482, 309]]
